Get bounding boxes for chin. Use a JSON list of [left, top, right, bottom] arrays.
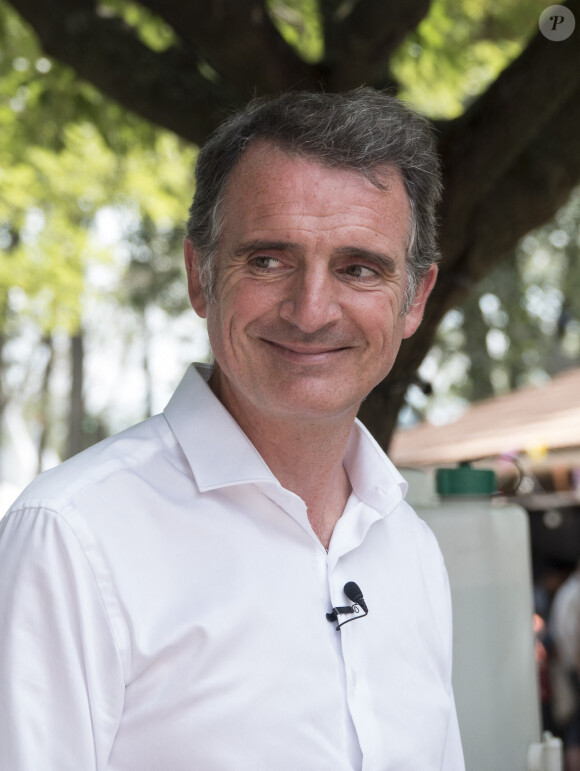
[[264, 390, 360, 422]]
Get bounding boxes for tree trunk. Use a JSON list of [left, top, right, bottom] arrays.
[[67, 331, 85, 459], [6, 0, 580, 450], [37, 334, 55, 472], [0, 297, 9, 480], [142, 313, 153, 419]]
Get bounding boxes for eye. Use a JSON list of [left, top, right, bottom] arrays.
[[342, 264, 378, 279], [251, 255, 284, 270]]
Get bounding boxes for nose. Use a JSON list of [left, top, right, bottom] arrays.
[[279, 266, 342, 333]]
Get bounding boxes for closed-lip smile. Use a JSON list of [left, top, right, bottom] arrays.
[[261, 339, 350, 357]]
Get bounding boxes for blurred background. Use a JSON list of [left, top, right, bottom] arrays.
[[1, 0, 579, 764], [1, 0, 578, 500]]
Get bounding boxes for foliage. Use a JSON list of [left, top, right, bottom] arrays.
[[1, 0, 579, 470], [267, 0, 324, 63], [412, 188, 580, 423], [100, 0, 177, 53], [392, 0, 541, 117], [0, 4, 159, 153], [0, 0, 196, 329], [0, 121, 193, 333], [0, 1, 199, 464]]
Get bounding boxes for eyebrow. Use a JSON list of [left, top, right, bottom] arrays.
[[232, 240, 300, 258]]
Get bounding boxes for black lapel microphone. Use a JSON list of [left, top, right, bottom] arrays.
[[344, 581, 368, 613], [326, 581, 369, 631]]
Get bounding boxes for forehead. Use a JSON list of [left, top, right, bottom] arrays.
[[220, 141, 410, 241]]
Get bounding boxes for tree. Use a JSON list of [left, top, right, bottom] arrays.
[[4, 0, 580, 449], [413, 187, 580, 422], [0, 10, 197, 463]]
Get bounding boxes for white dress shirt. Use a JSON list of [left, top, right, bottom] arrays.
[[0, 364, 464, 771]]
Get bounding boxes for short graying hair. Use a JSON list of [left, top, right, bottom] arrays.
[[186, 88, 442, 313]]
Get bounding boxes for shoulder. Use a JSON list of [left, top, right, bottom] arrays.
[[407, 501, 446, 560], [2, 414, 191, 558], [1, 415, 181, 659], [397, 499, 448, 589], [6, 413, 176, 516], [398, 499, 453, 644]]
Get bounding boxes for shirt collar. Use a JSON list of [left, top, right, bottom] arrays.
[[164, 363, 407, 515], [163, 364, 278, 491], [344, 417, 408, 516]]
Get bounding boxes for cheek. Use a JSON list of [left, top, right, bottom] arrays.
[[205, 306, 227, 357], [206, 293, 251, 357], [352, 296, 399, 341]]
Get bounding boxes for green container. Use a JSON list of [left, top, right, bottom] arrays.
[[436, 462, 496, 497]]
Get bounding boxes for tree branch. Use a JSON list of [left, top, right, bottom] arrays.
[[7, 0, 322, 142], [7, 0, 580, 453], [441, 82, 580, 302], [359, 81, 580, 450], [7, 0, 239, 144], [325, 0, 432, 89], [359, 73, 580, 448], [319, 0, 344, 61], [439, 0, 580, 257], [139, 0, 318, 97]]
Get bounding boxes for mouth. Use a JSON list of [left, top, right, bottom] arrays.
[[261, 339, 351, 360]]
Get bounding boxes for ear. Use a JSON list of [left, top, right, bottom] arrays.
[[184, 238, 208, 318], [402, 263, 438, 339]]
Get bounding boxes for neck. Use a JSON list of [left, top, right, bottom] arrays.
[[210, 371, 355, 549]]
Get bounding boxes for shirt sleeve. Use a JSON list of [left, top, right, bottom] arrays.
[[0, 505, 125, 771]]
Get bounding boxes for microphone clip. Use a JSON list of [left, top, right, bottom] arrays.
[[326, 582, 369, 631]]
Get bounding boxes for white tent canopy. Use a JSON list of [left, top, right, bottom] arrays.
[[390, 367, 580, 468]]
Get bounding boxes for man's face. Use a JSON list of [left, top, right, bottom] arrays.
[[186, 142, 436, 426]]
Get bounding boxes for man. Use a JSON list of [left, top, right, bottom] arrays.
[[0, 90, 464, 770]]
